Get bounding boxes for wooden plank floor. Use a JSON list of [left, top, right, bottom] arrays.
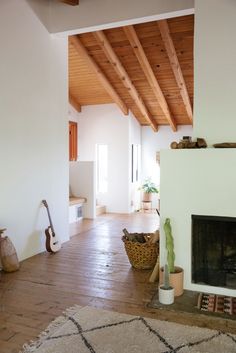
[[0, 212, 159, 353], [1, 212, 235, 353]]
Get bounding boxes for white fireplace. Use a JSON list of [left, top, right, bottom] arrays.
[[160, 149, 236, 297], [158, 0, 236, 297]]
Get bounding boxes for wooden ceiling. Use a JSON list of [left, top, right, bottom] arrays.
[[69, 15, 194, 131]]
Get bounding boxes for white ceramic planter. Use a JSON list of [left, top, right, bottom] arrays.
[[158, 286, 174, 305]]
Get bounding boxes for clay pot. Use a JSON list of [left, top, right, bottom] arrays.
[[0, 236, 20, 272], [142, 192, 152, 202], [159, 266, 184, 297]]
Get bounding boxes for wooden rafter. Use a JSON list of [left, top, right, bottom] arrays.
[[158, 20, 193, 124], [59, 0, 79, 5], [123, 25, 177, 132], [93, 30, 158, 132], [70, 36, 128, 116], [69, 92, 81, 113]]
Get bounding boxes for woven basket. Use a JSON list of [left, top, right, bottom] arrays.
[[122, 234, 158, 269]]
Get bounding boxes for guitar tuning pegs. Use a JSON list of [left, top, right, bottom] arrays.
[[0, 229, 7, 237]]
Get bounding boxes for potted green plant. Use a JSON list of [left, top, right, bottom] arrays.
[[159, 218, 184, 297], [139, 178, 158, 202]]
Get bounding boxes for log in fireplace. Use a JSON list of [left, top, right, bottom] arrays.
[[192, 215, 236, 289]]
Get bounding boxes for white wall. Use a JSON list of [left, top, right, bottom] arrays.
[[142, 125, 193, 183], [69, 105, 193, 213], [160, 0, 236, 296], [69, 104, 143, 214], [26, 0, 50, 30], [194, 0, 236, 145], [141, 125, 193, 207], [71, 104, 130, 213], [69, 104, 80, 124], [69, 162, 96, 219], [49, 0, 194, 34], [0, 0, 68, 261], [160, 149, 236, 297]]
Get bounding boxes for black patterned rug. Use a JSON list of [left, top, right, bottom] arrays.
[[20, 305, 236, 353]]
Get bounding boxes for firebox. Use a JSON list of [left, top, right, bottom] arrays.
[[192, 215, 236, 289]]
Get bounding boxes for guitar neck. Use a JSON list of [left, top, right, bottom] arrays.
[[45, 207, 55, 233]]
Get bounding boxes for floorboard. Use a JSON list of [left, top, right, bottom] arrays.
[[0, 212, 158, 352], [0, 212, 235, 353]]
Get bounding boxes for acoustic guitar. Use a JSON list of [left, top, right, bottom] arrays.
[[42, 200, 61, 253]]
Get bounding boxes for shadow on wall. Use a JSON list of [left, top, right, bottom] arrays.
[[25, 0, 50, 31], [69, 161, 96, 219], [22, 202, 47, 260]]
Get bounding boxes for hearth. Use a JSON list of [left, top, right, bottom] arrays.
[[192, 215, 236, 289]]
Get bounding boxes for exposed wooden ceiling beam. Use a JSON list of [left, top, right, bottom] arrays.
[[69, 92, 81, 113], [158, 19, 193, 125], [123, 25, 177, 132], [59, 0, 79, 5], [93, 30, 158, 132], [70, 36, 128, 116]]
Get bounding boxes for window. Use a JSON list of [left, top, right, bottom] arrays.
[[96, 144, 108, 193], [131, 144, 141, 182], [69, 121, 78, 161]]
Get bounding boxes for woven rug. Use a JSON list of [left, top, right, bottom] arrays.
[[20, 305, 236, 353], [198, 293, 236, 315]]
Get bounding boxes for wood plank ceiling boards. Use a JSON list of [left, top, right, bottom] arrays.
[[68, 15, 194, 130], [70, 35, 128, 116], [93, 30, 158, 132], [123, 25, 176, 131], [158, 19, 193, 124]]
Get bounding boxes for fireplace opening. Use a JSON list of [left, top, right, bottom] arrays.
[[192, 215, 236, 289]]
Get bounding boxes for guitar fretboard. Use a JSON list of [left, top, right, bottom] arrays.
[[42, 200, 55, 234]]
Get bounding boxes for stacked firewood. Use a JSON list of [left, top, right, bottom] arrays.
[[170, 137, 207, 149], [122, 228, 159, 244], [213, 142, 236, 148]]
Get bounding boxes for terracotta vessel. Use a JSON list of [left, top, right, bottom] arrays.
[[142, 192, 152, 202], [159, 266, 184, 297], [0, 229, 20, 272]]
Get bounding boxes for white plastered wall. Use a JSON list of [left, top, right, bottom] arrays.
[[69, 161, 96, 219], [194, 0, 236, 145], [160, 0, 236, 296], [0, 0, 69, 261], [0, 0, 198, 263], [69, 104, 193, 214], [69, 104, 143, 214], [49, 0, 194, 34], [70, 104, 130, 213], [141, 125, 193, 208], [161, 149, 236, 297]]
